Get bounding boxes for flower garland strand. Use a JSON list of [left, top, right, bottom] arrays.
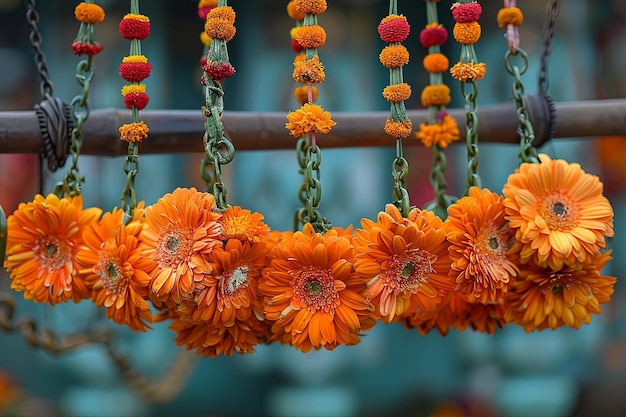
[[379, 0, 412, 217], [285, 0, 336, 233], [3, 2, 106, 305], [497, 1, 538, 164], [118, 0, 151, 222], [55, 0, 105, 197], [415, 0, 460, 219], [450, 0, 485, 192], [287, 1, 314, 106], [201, 0, 236, 210]]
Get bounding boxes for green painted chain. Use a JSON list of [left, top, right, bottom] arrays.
[[53, 56, 95, 197], [295, 138, 331, 233], [461, 79, 481, 192], [202, 81, 235, 211], [391, 138, 410, 217], [505, 48, 539, 164]]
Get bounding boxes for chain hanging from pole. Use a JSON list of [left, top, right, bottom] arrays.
[[201, 0, 236, 211], [537, 0, 559, 141], [27, 0, 73, 173]]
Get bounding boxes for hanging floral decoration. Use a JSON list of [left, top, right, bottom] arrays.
[[72, 2, 105, 56], [0, 1, 619, 366]]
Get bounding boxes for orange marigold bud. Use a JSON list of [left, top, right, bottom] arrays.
[[453, 21, 481, 45], [423, 53, 449, 73], [379, 44, 409, 68], [293, 0, 327, 15], [497, 7, 523, 28], [295, 25, 327, 49], [382, 83, 412, 103], [384, 119, 413, 139], [293, 55, 326, 84], [75, 2, 105, 24], [421, 85, 451, 107]]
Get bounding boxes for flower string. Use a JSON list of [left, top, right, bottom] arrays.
[[53, 1, 105, 198], [118, 0, 151, 223], [498, 1, 538, 164], [285, 0, 335, 233], [415, 0, 460, 219], [450, 0, 485, 192], [379, 0, 412, 217], [201, 0, 236, 211]]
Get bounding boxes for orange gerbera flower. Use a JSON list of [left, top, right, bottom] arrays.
[[404, 292, 507, 335], [219, 205, 270, 243], [140, 187, 223, 309], [259, 223, 375, 352], [504, 250, 616, 332], [353, 204, 454, 322], [502, 153, 614, 270], [76, 205, 153, 332], [4, 193, 102, 305], [168, 308, 267, 358], [444, 187, 518, 304]]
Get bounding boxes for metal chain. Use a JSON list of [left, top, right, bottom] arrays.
[[505, 49, 539, 164], [461, 80, 481, 191], [538, 0, 559, 97], [120, 141, 139, 224], [202, 80, 235, 211], [424, 144, 456, 220], [53, 58, 95, 197], [25, 0, 54, 98], [295, 138, 331, 233], [391, 138, 410, 217]]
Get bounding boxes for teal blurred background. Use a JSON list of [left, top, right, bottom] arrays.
[[1, 1, 626, 416]]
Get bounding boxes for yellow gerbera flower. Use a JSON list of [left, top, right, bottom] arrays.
[[502, 153, 614, 270], [504, 250, 616, 331]]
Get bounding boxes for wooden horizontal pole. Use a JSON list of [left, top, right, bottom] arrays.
[[0, 94, 625, 156]]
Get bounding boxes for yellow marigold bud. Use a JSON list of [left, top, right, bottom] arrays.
[[121, 84, 146, 96]]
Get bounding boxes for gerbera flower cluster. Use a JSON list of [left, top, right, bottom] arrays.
[[118, 4, 151, 143], [502, 154, 616, 331], [71, 1, 105, 56], [378, 12, 412, 139], [450, 1, 486, 82], [415, 0, 459, 149], [285, 0, 336, 142]]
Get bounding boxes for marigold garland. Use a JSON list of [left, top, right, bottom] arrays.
[[71, 1, 105, 56]]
